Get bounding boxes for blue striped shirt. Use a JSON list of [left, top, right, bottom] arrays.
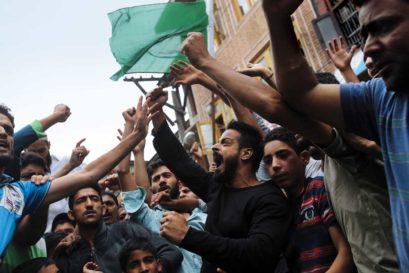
[[341, 78, 409, 271]]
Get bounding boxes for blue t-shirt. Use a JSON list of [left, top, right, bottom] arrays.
[[0, 175, 50, 258], [341, 78, 409, 270]]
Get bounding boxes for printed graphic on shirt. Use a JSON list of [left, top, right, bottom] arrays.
[[0, 185, 24, 215]]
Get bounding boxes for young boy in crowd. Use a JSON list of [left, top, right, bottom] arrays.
[[119, 238, 163, 273]]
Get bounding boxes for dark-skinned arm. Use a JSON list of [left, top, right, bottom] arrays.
[[181, 33, 334, 146], [261, 0, 344, 129]]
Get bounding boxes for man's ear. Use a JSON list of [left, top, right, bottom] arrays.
[[157, 259, 163, 272], [299, 150, 310, 166], [68, 210, 75, 221], [240, 148, 253, 161]]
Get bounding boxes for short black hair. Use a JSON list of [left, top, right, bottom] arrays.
[[68, 184, 102, 210], [227, 120, 263, 173], [315, 72, 340, 84], [264, 127, 303, 154], [147, 158, 166, 180], [0, 104, 15, 128], [102, 191, 119, 207], [51, 212, 76, 232], [12, 257, 55, 273], [20, 152, 49, 173], [119, 238, 158, 272]]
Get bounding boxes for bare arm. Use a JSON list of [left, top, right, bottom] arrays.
[[116, 108, 152, 202], [224, 92, 266, 138], [327, 224, 355, 273], [181, 33, 333, 145], [260, 1, 345, 129], [43, 97, 151, 205], [117, 108, 138, 191], [13, 137, 88, 245]]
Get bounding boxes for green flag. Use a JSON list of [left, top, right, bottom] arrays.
[[108, 1, 208, 81]]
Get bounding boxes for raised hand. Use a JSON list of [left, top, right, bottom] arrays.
[[132, 96, 152, 139], [237, 63, 272, 78], [122, 107, 136, 124], [326, 36, 359, 71], [170, 60, 204, 86], [68, 138, 89, 168], [181, 32, 212, 68], [190, 142, 203, 161], [83, 262, 103, 273], [98, 172, 120, 191], [146, 87, 168, 113], [53, 233, 81, 259], [30, 174, 52, 185], [53, 104, 71, 123], [150, 191, 173, 208]]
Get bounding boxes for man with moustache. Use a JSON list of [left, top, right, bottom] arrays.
[[101, 191, 120, 225], [146, 88, 291, 273], [54, 186, 182, 273], [0, 97, 155, 260], [259, 0, 409, 269]]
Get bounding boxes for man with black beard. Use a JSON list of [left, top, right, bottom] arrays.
[[147, 158, 181, 200], [147, 88, 291, 273]]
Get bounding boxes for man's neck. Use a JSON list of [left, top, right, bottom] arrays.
[[78, 224, 99, 247], [230, 168, 260, 188]]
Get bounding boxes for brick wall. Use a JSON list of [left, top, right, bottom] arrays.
[[191, 0, 336, 124]]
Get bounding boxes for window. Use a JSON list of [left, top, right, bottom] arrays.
[[333, 1, 361, 47], [232, 0, 257, 21], [251, 45, 273, 71], [312, 0, 362, 49]]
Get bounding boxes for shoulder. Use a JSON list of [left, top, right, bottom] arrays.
[[112, 220, 150, 237], [251, 182, 290, 210], [341, 78, 385, 94], [305, 176, 326, 192]]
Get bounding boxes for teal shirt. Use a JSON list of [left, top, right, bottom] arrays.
[[123, 188, 207, 273]]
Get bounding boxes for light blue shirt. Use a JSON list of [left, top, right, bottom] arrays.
[[0, 174, 50, 258], [341, 78, 409, 271], [123, 188, 207, 273]]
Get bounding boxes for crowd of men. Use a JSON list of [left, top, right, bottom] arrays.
[[1, 0, 408, 272]]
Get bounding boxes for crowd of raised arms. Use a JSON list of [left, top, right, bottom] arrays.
[[1, 0, 409, 272]]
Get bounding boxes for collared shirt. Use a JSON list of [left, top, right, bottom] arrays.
[[123, 187, 207, 273]]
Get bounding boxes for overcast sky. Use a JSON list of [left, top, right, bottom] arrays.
[[0, 0, 178, 163]]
